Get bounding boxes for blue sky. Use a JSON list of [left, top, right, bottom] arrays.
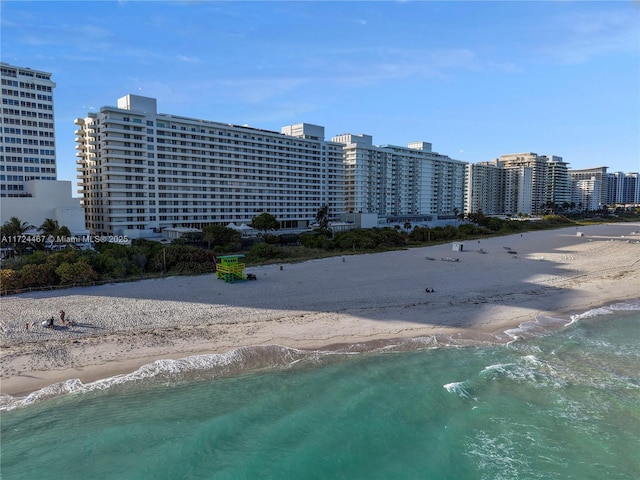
[[2, 0, 639, 193]]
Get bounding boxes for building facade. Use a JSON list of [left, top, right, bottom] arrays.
[[75, 94, 345, 237], [332, 134, 466, 219], [572, 177, 601, 211], [1, 63, 86, 235], [465, 160, 533, 216], [543, 155, 571, 207], [465, 161, 505, 215], [568, 167, 608, 207], [604, 172, 640, 206], [1, 63, 57, 197]]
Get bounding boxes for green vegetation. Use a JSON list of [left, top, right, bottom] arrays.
[[250, 212, 280, 234], [1, 240, 217, 293], [1, 208, 638, 295]]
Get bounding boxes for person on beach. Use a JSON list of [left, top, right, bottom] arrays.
[[59, 310, 66, 325]]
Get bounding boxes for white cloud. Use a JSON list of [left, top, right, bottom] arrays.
[[536, 8, 640, 64]]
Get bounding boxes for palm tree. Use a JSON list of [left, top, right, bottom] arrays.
[[40, 218, 59, 242], [1, 217, 33, 254], [315, 204, 330, 230], [2, 216, 32, 237]]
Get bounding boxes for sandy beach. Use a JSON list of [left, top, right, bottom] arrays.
[[2, 223, 639, 398]]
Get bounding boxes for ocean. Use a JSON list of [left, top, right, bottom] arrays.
[[2, 302, 639, 479]]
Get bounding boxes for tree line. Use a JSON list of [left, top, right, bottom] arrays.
[[2, 208, 638, 294]]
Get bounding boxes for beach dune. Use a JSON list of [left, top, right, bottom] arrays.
[[2, 223, 639, 397]]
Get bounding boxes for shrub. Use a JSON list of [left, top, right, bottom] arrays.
[[409, 226, 432, 242], [19, 263, 59, 288], [56, 260, 98, 285], [378, 228, 407, 247], [333, 230, 379, 250], [0, 269, 22, 291], [248, 243, 283, 261]]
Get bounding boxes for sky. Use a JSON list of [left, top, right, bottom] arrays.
[[2, 0, 639, 194]]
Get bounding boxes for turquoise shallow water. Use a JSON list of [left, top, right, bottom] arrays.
[[2, 304, 639, 479]]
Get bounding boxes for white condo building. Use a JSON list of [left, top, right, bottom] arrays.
[[75, 94, 345, 237], [604, 171, 640, 206], [465, 160, 533, 216], [1, 63, 86, 233], [495, 153, 570, 213], [543, 155, 571, 207], [573, 177, 601, 211], [1, 63, 57, 196], [568, 167, 608, 207], [332, 134, 466, 222]]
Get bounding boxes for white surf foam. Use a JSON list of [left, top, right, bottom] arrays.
[[443, 381, 475, 400], [568, 300, 640, 325]]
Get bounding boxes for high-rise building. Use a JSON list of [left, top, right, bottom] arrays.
[[543, 155, 571, 207], [568, 167, 608, 206], [604, 172, 640, 206], [75, 94, 345, 237], [466, 159, 533, 216], [495, 153, 570, 213], [0, 63, 57, 197], [1, 63, 86, 235], [573, 177, 601, 211], [497, 153, 546, 213], [332, 134, 466, 221]]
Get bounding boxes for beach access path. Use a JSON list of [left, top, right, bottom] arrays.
[[2, 223, 639, 397]]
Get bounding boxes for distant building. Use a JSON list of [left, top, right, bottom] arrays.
[[497, 153, 571, 213], [604, 172, 640, 206], [568, 167, 608, 206], [572, 176, 601, 211], [465, 161, 506, 215], [543, 155, 571, 207], [75, 94, 345, 237], [332, 134, 466, 219], [465, 159, 533, 216]]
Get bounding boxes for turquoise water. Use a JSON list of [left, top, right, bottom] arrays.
[[2, 304, 639, 479]]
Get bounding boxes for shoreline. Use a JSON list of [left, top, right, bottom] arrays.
[[2, 223, 639, 399]]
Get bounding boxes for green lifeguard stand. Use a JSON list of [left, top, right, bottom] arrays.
[[216, 255, 247, 283]]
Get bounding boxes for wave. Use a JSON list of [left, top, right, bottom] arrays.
[[443, 381, 475, 400], [502, 299, 640, 342], [4, 300, 639, 412], [1, 332, 490, 411], [0, 345, 347, 412], [568, 299, 640, 324], [503, 315, 568, 342]]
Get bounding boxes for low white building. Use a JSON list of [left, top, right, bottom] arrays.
[[0, 180, 87, 236]]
